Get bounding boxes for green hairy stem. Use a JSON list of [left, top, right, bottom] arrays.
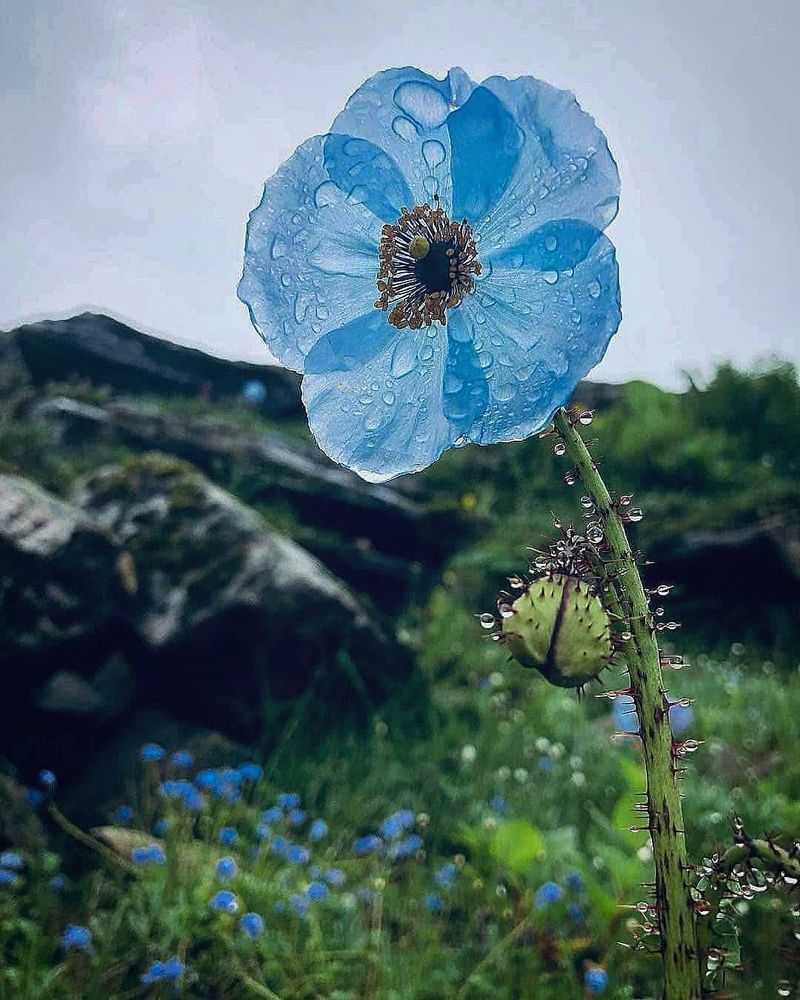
[[553, 408, 701, 1000]]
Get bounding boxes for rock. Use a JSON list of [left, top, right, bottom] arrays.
[[29, 396, 108, 445], [0, 474, 122, 682], [3, 313, 301, 418], [71, 453, 411, 738], [33, 655, 135, 720]]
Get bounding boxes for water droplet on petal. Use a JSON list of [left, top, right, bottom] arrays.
[[314, 181, 340, 208], [422, 139, 446, 168], [390, 337, 417, 378], [542, 271, 559, 285], [391, 115, 418, 141], [382, 391, 396, 406], [394, 81, 449, 129], [494, 382, 515, 402], [587, 280, 602, 299], [545, 235, 557, 252]]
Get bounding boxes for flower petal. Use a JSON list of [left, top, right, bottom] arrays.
[[473, 75, 620, 256], [238, 135, 382, 373], [447, 86, 522, 225], [454, 230, 620, 445], [301, 313, 458, 481], [443, 317, 490, 432], [323, 134, 413, 223], [329, 67, 476, 215]]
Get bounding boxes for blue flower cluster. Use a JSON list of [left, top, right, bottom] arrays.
[[62, 925, 92, 950], [141, 955, 186, 986], [352, 808, 422, 862], [534, 881, 563, 909], [132, 845, 166, 867]]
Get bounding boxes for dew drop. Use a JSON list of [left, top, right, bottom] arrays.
[[479, 613, 497, 629], [313, 181, 340, 208], [422, 139, 446, 168], [477, 351, 493, 369], [587, 279, 602, 299], [394, 81, 449, 129], [494, 382, 516, 402], [391, 115, 418, 141], [545, 235, 558, 252], [364, 412, 383, 431], [390, 337, 417, 378], [382, 391, 396, 406], [553, 441, 566, 457], [280, 273, 292, 288], [423, 175, 439, 198], [542, 271, 559, 285], [777, 982, 792, 998]]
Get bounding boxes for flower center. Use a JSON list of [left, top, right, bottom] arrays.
[[375, 198, 481, 329]]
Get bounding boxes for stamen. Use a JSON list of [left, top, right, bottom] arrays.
[[375, 200, 481, 329]]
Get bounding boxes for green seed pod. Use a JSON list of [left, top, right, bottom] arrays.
[[502, 574, 612, 688]]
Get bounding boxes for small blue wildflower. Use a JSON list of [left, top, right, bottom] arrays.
[[132, 845, 166, 866], [238, 68, 621, 481], [271, 835, 288, 856], [239, 762, 263, 782], [196, 769, 218, 790], [141, 955, 185, 985], [566, 872, 585, 894], [289, 893, 309, 917], [286, 844, 310, 865], [261, 806, 282, 824], [26, 788, 44, 807], [0, 870, 19, 886], [170, 749, 194, 769], [567, 902, 585, 923], [239, 912, 265, 939], [38, 769, 57, 790], [62, 924, 92, 950], [325, 868, 346, 887], [534, 881, 563, 909], [140, 743, 165, 763], [0, 851, 22, 870], [153, 818, 170, 837], [434, 862, 457, 887], [537, 756, 555, 773], [585, 967, 609, 994], [50, 874, 67, 893], [490, 795, 511, 815], [112, 805, 134, 825], [287, 807, 306, 827], [216, 856, 238, 881], [380, 809, 414, 839], [161, 780, 203, 811], [242, 379, 268, 405], [273, 900, 287, 914], [354, 834, 383, 856], [424, 894, 444, 914], [309, 819, 328, 841], [277, 792, 300, 809], [255, 822, 272, 842], [210, 890, 238, 913], [306, 880, 328, 901], [219, 826, 238, 846], [390, 833, 423, 860]]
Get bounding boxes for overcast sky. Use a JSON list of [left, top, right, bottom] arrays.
[[1, 0, 798, 387]]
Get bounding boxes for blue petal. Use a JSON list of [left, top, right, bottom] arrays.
[[304, 310, 396, 375], [443, 317, 490, 431], [448, 86, 522, 225], [493, 219, 606, 272], [473, 75, 620, 256], [329, 67, 476, 215], [301, 313, 458, 481], [453, 231, 620, 445], [238, 135, 382, 373], [323, 134, 413, 223]]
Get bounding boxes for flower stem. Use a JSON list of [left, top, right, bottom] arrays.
[[552, 407, 701, 1000]]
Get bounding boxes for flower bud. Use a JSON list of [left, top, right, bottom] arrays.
[[502, 574, 612, 688]]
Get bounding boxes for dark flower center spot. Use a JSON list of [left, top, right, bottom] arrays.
[[415, 241, 456, 294]]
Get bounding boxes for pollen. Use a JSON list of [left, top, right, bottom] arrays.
[[374, 198, 481, 329]]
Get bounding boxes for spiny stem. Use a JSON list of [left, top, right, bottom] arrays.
[[553, 407, 701, 1000]]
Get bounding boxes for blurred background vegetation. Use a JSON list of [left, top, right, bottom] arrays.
[[0, 315, 798, 998]]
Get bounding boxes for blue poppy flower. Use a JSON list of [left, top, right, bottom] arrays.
[[306, 880, 328, 901], [585, 967, 609, 994], [325, 867, 346, 887], [239, 67, 620, 482], [261, 806, 282, 824], [286, 844, 310, 864], [424, 893, 444, 914], [215, 856, 238, 881], [112, 804, 134, 825], [61, 924, 92, 950], [141, 955, 186, 985], [170, 749, 194, 769], [239, 912, 265, 939], [534, 881, 563, 908], [140, 742, 166, 763], [38, 769, 57, 790], [210, 890, 239, 913], [132, 845, 166, 866], [287, 807, 306, 827], [219, 826, 239, 846], [309, 818, 329, 841]]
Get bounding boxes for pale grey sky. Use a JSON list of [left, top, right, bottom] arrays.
[[1, 0, 798, 387]]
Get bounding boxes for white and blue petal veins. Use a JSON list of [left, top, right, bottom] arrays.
[[238, 66, 621, 480]]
